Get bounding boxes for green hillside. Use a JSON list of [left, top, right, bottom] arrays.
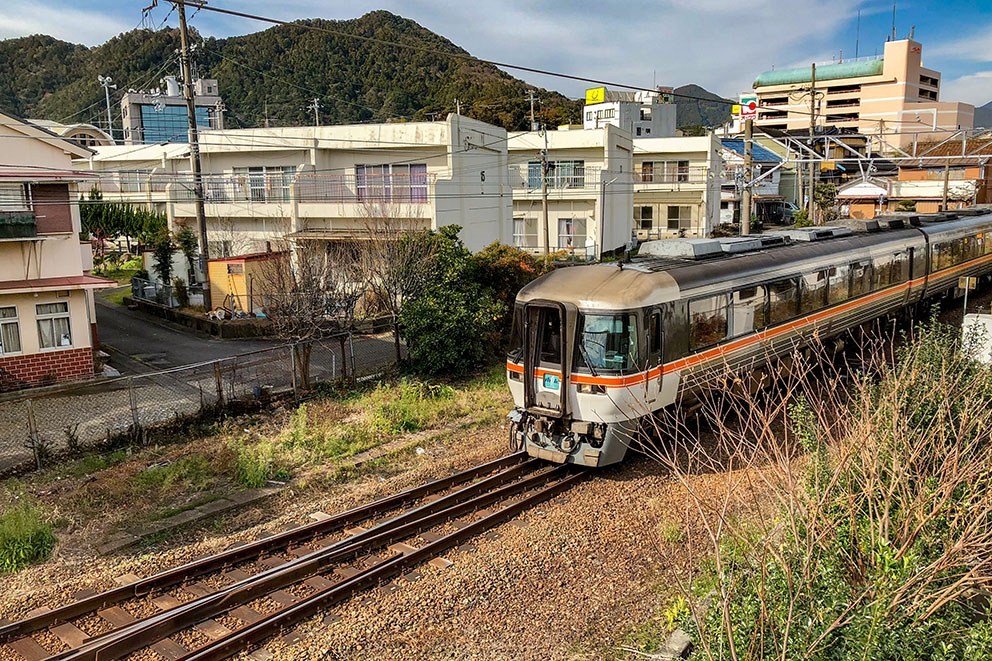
[[0, 11, 580, 133]]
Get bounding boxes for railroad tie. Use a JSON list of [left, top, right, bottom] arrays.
[[113, 573, 141, 586], [267, 590, 298, 607], [8, 636, 55, 661], [304, 575, 334, 591], [101, 604, 188, 660], [285, 545, 311, 558], [388, 542, 418, 556], [344, 526, 367, 536], [183, 582, 214, 598], [50, 622, 88, 648], [194, 619, 232, 640], [259, 556, 287, 569], [230, 606, 265, 624]]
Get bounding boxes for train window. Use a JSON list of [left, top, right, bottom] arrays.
[[933, 242, 950, 271], [827, 265, 850, 304], [894, 251, 910, 283], [873, 254, 894, 290], [950, 239, 963, 266], [575, 313, 639, 371], [768, 279, 799, 324], [731, 286, 766, 336], [689, 295, 728, 350], [963, 236, 979, 261], [537, 308, 561, 365], [648, 311, 662, 358], [507, 306, 523, 362], [800, 271, 827, 314], [850, 260, 872, 297]]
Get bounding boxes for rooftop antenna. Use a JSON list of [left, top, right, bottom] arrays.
[[855, 9, 860, 58], [891, 0, 897, 41]]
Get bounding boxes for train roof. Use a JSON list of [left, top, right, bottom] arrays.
[[517, 207, 992, 311]]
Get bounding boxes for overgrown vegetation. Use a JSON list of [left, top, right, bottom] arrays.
[[0, 500, 56, 573], [648, 321, 992, 658], [401, 227, 551, 376]]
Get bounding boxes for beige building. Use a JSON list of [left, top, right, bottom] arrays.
[[508, 125, 634, 256], [0, 111, 113, 391], [753, 39, 974, 149], [632, 135, 722, 239], [77, 114, 513, 265], [25, 119, 115, 148]]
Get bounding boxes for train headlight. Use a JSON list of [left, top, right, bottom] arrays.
[[577, 383, 605, 394], [508, 370, 522, 381]]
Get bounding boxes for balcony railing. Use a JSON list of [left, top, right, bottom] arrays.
[[172, 173, 435, 205], [633, 166, 709, 184], [0, 211, 37, 239]]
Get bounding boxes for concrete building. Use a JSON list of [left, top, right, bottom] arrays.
[[752, 39, 974, 149], [0, 111, 113, 391], [77, 114, 512, 264], [508, 125, 634, 256], [631, 135, 722, 239], [25, 119, 115, 148], [583, 87, 677, 138], [121, 76, 224, 145]]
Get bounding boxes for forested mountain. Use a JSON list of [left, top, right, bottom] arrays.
[[0, 12, 580, 133], [976, 101, 992, 129], [673, 84, 733, 128], [0, 11, 731, 132]]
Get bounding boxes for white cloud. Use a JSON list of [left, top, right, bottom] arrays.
[[928, 24, 992, 62], [939, 71, 992, 106], [0, 2, 130, 46]]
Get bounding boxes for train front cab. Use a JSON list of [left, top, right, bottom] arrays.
[[507, 300, 662, 467]]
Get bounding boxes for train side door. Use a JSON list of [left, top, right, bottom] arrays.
[[645, 309, 663, 409], [523, 302, 567, 416]]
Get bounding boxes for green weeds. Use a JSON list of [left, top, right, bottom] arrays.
[[0, 501, 56, 573]]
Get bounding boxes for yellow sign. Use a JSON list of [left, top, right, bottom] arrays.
[[585, 87, 606, 104], [732, 104, 741, 115], [959, 276, 978, 290]]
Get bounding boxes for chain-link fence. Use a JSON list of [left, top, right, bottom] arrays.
[[0, 332, 399, 478]]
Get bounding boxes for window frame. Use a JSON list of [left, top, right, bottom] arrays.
[[688, 294, 729, 351], [35, 301, 72, 351], [0, 306, 21, 356]]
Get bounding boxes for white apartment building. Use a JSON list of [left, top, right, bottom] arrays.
[[583, 87, 677, 138], [0, 111, 113, 391], [719, 138, 784, 224], [508, 124, 634, 256], [76, 114, 513, 260], [632, 135, 722, 239]]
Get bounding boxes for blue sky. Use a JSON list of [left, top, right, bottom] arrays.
[[2, 0, 990, 106]]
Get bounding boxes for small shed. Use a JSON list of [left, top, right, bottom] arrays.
[[837, 179, 888, 219], [207, 251, 285, 314]]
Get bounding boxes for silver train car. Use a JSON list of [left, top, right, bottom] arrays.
[[506, 208, 992, 467]]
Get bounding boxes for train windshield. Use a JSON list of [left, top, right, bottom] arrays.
[[574, 313, 639, 372]]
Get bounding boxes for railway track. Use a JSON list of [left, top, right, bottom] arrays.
[[0, 452, 588, 661]]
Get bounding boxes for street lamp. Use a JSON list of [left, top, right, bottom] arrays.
[[97, 75, 117, 139]]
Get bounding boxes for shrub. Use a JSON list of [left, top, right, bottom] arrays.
[[234, 440, 276, 488], [0, 501, 56, 573], [792, 208, 812, 227], [172, 277, 190, 308], [150, 231, 174, 285], [134, 454, 211, 492], [897, 200, 918, 212]]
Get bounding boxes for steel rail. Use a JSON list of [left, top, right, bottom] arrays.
[[179, 470, 589, 661], [51, 459, 549, 661], [0, 452, 527, 645]]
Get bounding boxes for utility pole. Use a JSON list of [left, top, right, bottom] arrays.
[[308, 97, 321, 127], [98, 75, 116, 139], [529, 90, 538, 131], [808, 62, 818, 224], [741, 117, 753, 235], [176, 0, 211, 309], [942, 158, 951, 211], [541, 126, 550, 255]]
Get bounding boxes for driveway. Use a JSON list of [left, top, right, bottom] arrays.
[[96, 288, 281, 374]]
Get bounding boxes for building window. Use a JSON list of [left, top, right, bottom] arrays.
[[634, 206, 653, 230], [666, 205, 692, 230], [0, 307, 21, 355], [233, 166, 295, 202], [36, 302, 71, 350], [513, 217, 531, 248], [355, 163, 428, 202], [636, 127, 642, 136], [209, 240, 232, 258], [528, 160, 585, 189], [0, 183, 28, 211], [640, 108, 652, 121], [139, 104, 209, 144], [558, 217, 586, 249], [642, 161, 689, 183], [119, 170, 149, 193], [644, 128, 650, 135]]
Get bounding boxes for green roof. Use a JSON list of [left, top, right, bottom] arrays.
[[754, 58, 884, 88]]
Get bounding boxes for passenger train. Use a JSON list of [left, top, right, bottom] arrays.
[[506, 208, 992, 467]]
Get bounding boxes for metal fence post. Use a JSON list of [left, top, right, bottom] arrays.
[[290, 344, 299, 400], [128, 377, 140, 431], [348, 332, 356, 379], [25, 399, 42, 470], [213, 361, 224, 406]]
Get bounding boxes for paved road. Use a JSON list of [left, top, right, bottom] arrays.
[[96, 288, 281, 374]]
